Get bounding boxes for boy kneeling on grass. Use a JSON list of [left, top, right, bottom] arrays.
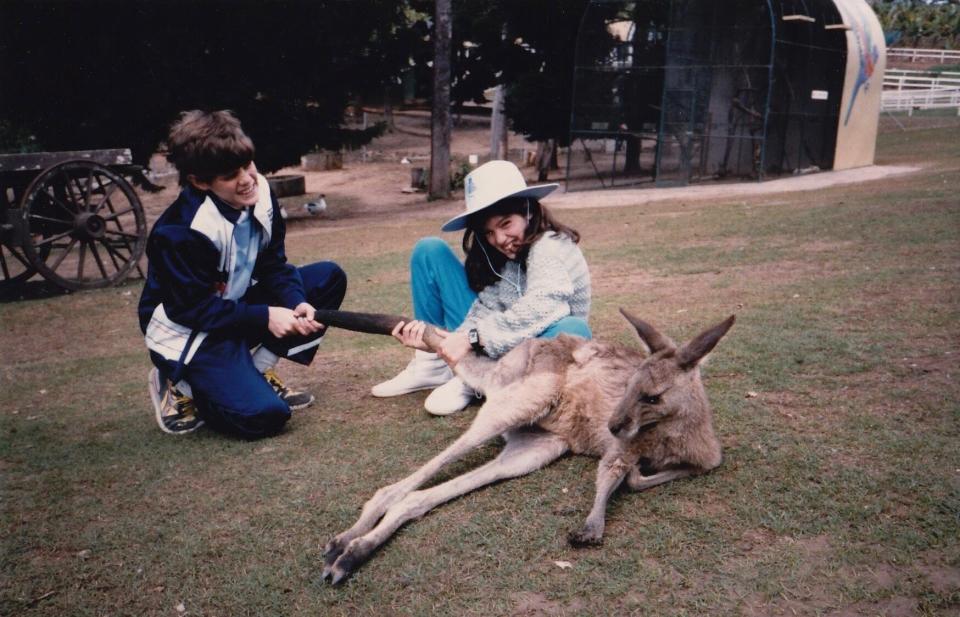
[[138, 110, 346, 437]]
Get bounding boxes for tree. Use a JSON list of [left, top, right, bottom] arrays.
[[430, 0, 452, 199], [0, 0, 413, 172], [500, 1, 590, 179], [874, 0, 960, 48]]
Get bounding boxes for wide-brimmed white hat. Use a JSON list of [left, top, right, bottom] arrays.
[[441, 160, 558, 232]]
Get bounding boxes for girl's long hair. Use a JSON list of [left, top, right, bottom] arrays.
[[462, 197, 580, 292]]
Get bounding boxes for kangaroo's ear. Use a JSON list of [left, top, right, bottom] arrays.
[[620, 308, 674, 354], [676, 315, 736, 369]]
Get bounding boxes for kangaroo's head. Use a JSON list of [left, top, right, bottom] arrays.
[[608, 310, 735, 440]]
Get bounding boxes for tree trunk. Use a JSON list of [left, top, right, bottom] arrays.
[[429, 0, 452, 200], [534, 139, 555, 182], [489, 85, 508, 160], [384, 85, 395, 133]]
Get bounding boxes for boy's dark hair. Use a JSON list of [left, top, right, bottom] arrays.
[[461, 197, 581, 292], [166, 110, 255, 187]]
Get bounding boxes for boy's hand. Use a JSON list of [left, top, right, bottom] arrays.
[[268, 305, 324, 338], [293, 302, 326, 335]]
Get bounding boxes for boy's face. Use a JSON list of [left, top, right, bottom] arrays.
[[190, 161, 259, 209]]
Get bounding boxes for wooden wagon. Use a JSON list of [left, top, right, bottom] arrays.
[[0, 149, 147, 292]]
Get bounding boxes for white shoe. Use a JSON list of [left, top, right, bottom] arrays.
[[424, 377, 477, 416], [371, 350, 453, 397]]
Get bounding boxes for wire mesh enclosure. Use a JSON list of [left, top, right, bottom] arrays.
[[567, 0, 853, 191]]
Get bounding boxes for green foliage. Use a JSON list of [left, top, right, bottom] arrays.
[[0, 121, 41, 154], [874, 0, 960, 49], [0, 1, 412, 172], [500, 0, 591, 145], [449, 159, 473, 190]]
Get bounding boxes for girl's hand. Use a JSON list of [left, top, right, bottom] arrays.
[[391, 320, 445, 351], [436, 331, 471, 367]]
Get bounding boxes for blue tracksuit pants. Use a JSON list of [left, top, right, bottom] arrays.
[[151, 261, 346, 438]]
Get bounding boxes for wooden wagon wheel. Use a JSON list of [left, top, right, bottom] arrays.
[[19, 160, 147, 290], [0, 240, 37, 289], [1, 185, 44, 290]]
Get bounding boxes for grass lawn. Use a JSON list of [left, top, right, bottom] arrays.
[[2, 126, 958, 616]]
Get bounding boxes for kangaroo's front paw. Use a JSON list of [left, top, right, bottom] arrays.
[[567, 526, 604, 548]]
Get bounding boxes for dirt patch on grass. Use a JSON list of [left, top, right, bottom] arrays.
[[136, 109, 923, 236], [509, 591, 584, 616]]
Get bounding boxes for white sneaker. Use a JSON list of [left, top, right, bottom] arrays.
[[371, 350, 453, 397], [424, 377, 477, 416]]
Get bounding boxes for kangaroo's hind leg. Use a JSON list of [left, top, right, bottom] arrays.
[[324, 427, 569, 585], [323, 376, 561, 579]]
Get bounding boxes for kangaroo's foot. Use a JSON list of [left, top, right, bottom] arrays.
[[325, 537, 377, 585], [321, 535, 350, 579]]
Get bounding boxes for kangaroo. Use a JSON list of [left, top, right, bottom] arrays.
[[313, 308, 735, 584]]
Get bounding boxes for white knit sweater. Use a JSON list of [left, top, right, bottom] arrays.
[[459, 231, 591, 358]]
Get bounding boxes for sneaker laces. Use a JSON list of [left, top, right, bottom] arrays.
[[263, 368, 290, 396], [168, 387, 198, 418]]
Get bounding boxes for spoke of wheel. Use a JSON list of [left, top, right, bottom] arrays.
[[91, 179, 120, 214], [99, 238, 123, 271], [40, 187, 77, 218], [58, 169, 82, 209], [103, 229, 140, 240], [102, 197, 140, 258], [4, 246, 32, 269], [33, 229, 74, 248], [77, 239, 88, 280], [0, 251, 10, 279], [100, 188, 128, 235], [69, 172, 87, 212], [88, 240, 109, 278], [82, 167, 95, 210], [103, 238, 133, 258], [48, 236, 79, 272], [27, 213, 74, 227], [100, 206, 135, 221]]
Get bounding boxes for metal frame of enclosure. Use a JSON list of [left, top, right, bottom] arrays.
[[566, 0, 884, 191]]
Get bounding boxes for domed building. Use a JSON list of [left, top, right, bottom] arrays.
[[567, 0, 885, 190]]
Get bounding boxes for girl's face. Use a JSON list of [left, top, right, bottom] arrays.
[[483, 213, 527, 260]]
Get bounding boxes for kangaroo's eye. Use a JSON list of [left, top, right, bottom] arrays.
[[640, 394, 661, 405]]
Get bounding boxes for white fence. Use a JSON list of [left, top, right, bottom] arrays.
[[887, 48, 960, 64], [881, 68, 960, 114], [882, 88, 960, 114], [883, 68, 960, 90]]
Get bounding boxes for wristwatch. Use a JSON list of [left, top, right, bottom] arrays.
[[468, 328, 484, 353]]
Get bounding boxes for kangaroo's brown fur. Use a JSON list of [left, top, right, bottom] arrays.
[[319, 309, 735, 584]]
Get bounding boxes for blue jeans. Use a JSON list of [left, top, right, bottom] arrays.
[[409, 237, 591, 341]]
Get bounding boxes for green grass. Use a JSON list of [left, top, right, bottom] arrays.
[[2, 126, 959, 616]]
